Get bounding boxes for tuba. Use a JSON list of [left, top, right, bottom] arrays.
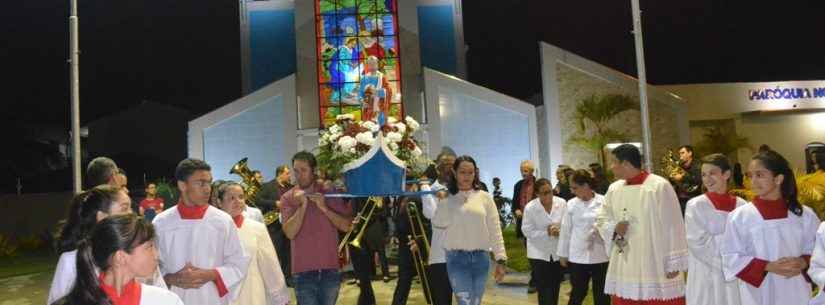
[[230, 158, 279, 225], [660, 149, 686, 180]]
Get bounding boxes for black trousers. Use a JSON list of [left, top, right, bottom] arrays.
[[366, 246, 390, 278], [427, 263, 453, 305], [568, 262, 610, 305], [391, 235, 434, 305], [529, 259, 562, 305], [350, 246, 376, 305]]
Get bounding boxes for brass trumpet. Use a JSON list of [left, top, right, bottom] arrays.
[[338, 196, 383, 253], [406, 201, 433, 304]]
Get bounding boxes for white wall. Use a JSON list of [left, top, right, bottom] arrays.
[[661, 82, 825, 171]]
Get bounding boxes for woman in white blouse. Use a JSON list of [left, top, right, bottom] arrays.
[[214, 182, 290, 305], [521, 177, 567, 305], [432, 155, 507, 305], [557, 169, 609, 305]]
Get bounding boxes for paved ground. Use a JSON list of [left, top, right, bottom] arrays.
[[2, 261, 593, 305]]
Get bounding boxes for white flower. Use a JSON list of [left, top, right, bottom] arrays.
[[386, 132, 403, 143], [355, 132, 374, 146], [394, 122, 406, 134], [329, 124, 342, 134], [328, 132, 341, 142], [405, 116, 420, 131], [349, 147, 357, 154], [361, 120, 380, 133], [412, 146, 422, 157], [337, 136, 357, 151], [388, 116, 398, 124], [389, 142, 399, 151], [336, 114, 354, 121]]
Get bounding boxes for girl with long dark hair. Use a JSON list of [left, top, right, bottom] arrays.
[[51, 214, 182, 305], [213, 182, 290, 305], [432, 155, 506, 305], [721, 150, 819, 305], [684, 154, 746, 305], [48, 185, 136, 305]]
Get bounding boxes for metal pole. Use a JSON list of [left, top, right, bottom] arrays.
[[631, 0, 654, 171], [70, 0, 82, 193]]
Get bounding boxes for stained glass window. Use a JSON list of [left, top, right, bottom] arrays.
[[315, 0, 403, 127]]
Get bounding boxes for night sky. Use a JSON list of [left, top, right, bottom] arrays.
[[3, 0, 825, 133]]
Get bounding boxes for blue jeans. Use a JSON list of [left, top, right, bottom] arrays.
[[293, 269, 341, 305], [445, 250, 490, 305]]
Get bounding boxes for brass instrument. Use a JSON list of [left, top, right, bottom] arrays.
[[660, 149, 686, 179], [338, 196, 383, 253], [230, 158, 279, 225], [406, 201, 433, 304]]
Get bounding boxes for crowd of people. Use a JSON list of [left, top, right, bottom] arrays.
[[43, 142, 825, 305]]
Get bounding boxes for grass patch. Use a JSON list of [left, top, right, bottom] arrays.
[[0, 250, 58, 278], [502, 225, 529, 272]]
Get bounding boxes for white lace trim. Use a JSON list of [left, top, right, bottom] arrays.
[[604, 278, 685, 301], [665, 250, 689, 273]]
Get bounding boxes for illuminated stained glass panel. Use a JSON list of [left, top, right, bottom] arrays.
[[315, 0, 402, 128]]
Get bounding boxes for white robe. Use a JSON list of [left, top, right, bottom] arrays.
[[46, 250, 167, 305], [244, 206, 265, 224], [153, 205, 250, 305], [139, 284, 185, 305], [595, 173, 688, 300], [684, 194, 746, 305], [720, 202, 819, 305], [808, 222, 825, 305], [233, 219, 290, 305]]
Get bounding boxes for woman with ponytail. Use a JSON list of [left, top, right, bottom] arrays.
[[52, 214, 183, 305], [213, 181, 290, 305], [720, 150, 819, 305], [48, 185, 134, 305]]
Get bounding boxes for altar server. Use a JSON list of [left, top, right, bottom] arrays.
[[721, 150, 819, 305], [684, 153, 746, 305], [51, 214, 183, 305], [595, 144, 688, 305], [214, 181, 290, 305], [153, 158, 250, 305]]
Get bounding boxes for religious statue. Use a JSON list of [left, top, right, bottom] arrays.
[[359, 55, 391, 125]]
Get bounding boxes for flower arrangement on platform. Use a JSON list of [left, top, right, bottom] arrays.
[[316, 114, 431, 180]]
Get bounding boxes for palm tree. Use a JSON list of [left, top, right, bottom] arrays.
[[693, 125, 752, 158], [568, 94, 638, 166]]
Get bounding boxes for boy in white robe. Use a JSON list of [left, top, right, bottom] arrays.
[[721, 150, 819, 305], [596, 144, 688, 305], [153, 158, 250, 305], [684, 153, 746, 305]]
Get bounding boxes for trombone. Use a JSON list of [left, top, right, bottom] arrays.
[[338, 196, 383, 254], [406, 201, 433, 304]]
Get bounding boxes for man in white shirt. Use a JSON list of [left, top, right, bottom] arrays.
[[420, 151, 456, 305], [596, 144, 688, 305], [153, 158, 250, 305]]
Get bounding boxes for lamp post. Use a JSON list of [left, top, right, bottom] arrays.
[[630, 0, 654, 171], [69, 0, 82, 193]]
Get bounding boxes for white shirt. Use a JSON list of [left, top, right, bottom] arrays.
[[521, 196, 566, 262], [233, 219, 290, 305], [243, 206, 265, 224], [421, 181, 447, 264], [47, 250, 168, 305], [557, 194, 609, 264], [153, 205, 251, 305], [721, 202, 819, 305], [684, 194, 746, 305]]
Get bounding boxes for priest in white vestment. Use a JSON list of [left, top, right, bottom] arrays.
[[153, 159, 250, 305], [721, 150, 819, 305], [684, 153, 745, 305], [596, 144, 688, 305]]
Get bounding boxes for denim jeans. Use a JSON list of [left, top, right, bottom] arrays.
[[445, 250, 490, 305], [293, 269, 341, 305]]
